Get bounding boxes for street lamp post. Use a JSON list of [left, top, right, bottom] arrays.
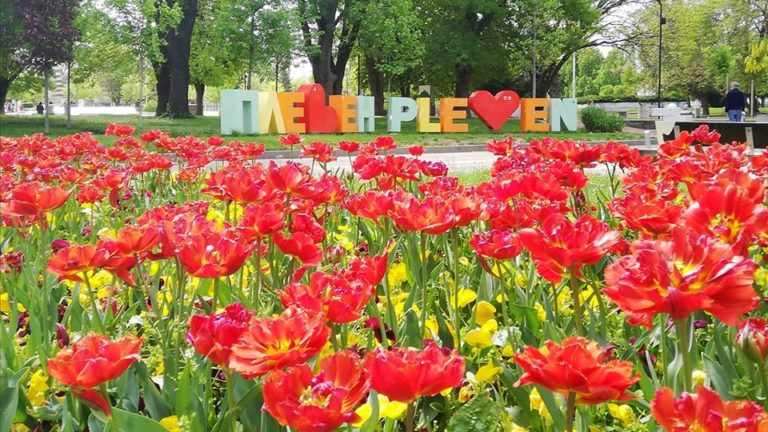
[[656, 0, 665, 108]]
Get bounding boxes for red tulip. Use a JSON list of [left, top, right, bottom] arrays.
[[364, 343, 465, 403], [736, 318, 768, 363], [390, 194, 457, 235], [273, 231, 323, 265], [408, 145, 424, 157], [175, 227, 252, 278], [46, 245, 109, 282], [240, 202, 285, 238], [229, 307, 330, 377], [300, 141, 336, 163], [76, 184, 105, 204], [186, 302, 253, 367], [514, 336, 639, 405], [519, 213, 621, 283], [280, 270, 372, 323], [104, 123, 135, 137], [207, 136, 225, 146], [1, 182, 70, 217], [103, 224, 161, 256], [48, 334, 142, 414], [604, 229, 758, 328], [338, 141, 360, 153], [470, 229, 522, 260], [279, 133, 301, 146], [263, 350, 370, 432], [611, 195, 683, 238], [651, 386, 768, 431]]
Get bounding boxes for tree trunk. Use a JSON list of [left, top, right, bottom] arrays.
[[195, 83, 204, 116], [165, 0, 197, 118], [0, 78, 11, 115], [247, 14, 254, 90], [44, 69, 50, 134], [66, 62, 71, 128], [154, 63, 170, 116], [454, 66, 472, 98], [365, 57, 385, 115]]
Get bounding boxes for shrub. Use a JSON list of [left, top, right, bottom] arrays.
[[580, 106, 625, 132]]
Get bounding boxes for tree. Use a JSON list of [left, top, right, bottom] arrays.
[[298, 0, 365, 95], [155, 0, 198, 117], [420, 0, 508, 98], [0, 0, 80, 116], [358, 0, 423, 113]]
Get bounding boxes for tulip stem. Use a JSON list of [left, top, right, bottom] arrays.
[[419, 232, 429, 341], [252, 238, 262, 310], [673, 318, 693, 392], [450, 228, 461, 349], [757, 361, 768, 404], [405, 402, 415, 432], [565, 392, 576, 432], [569, 269, 584, 336], [83, 272, 105, 333]]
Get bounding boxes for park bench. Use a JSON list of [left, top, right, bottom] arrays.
[[655, 120, 768, 148]]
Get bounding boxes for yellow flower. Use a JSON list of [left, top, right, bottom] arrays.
[[333, 233, 355, 251], [755, 267, 768, 286], [451, 288, 477, 309], [534, 303, 546, 321], [509, 422, 528, 432], [501, 345, 515, 358], [475, 301, 496, 325], [206, 208, 225, 229], [692, 370, 708, 387], [608, 404, 635, 427], [27, 370, 49, 407], [352, 395, 408, 426], [475, 363, 503, 382], [160, 415, 181, 432], [424, 316, 457, 346], [11, 425, 31, 432], [0, 292, 25, 313], [529, 388, 551, 421], [387, 262, 408, 287], [458, 385, 474, 403], [465, 329, 492, 349]]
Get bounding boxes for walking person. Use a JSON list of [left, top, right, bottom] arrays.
[[723, 82, 746, 122], [36, 102, 44, 115]]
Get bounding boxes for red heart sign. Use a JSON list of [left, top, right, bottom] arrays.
[[298, 84, 339, 133], [468, 90, 521, 131]]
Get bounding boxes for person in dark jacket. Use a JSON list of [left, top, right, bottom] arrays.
[[724, 82, 746, 121], [36, 102, 44, 114]]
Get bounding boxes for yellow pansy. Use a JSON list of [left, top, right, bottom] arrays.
[[450, 288, 477, 309], [333, 233, 355, 251], [475, 363, 503, 382], [27, 370, 49, 407], [160, 415, 181, 432], [465, 329, 492, 349], [501, 345, 515, 358], [608, 404, 635, 427], [534, 303, 546, 321], [387, 262, 408, 287], [0, 292, 25, 313], [755, 267, 768, 286], [352, 395, 408, 426], [475, 301, 496, 325], [529, 388, 552, 420], [508, 422, 528, 432], [458, 385, 474, 403], [206, 208, 225, 229], [424, 316, 457, 346]]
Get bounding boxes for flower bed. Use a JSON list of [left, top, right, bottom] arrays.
[[1, 125, 767, 431]]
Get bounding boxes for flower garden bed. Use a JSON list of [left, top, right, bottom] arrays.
[[1, 125, 767, 431]]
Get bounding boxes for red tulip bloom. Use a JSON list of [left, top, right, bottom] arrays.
[[408, 145, 424, 157], [186, 302, 254, 367], [139, 129, 163, 142], [76, 184, 105, 205], [239, 202, 285, 238], [207, 136, 225, 146], [683, 182, 768, 254], [736, 318, 768, 363], [266, 161, 316, 198], [47, 245, 109, 282], [229, 307, 330, 377], [104, 224, 161, 256], [273, 231, 323, 265], [48, 334, 142, 414], [338, 141, 360, 153], [470, 229, 522, 260], [300, 141, 337, 163], [651, 386, 768, 431], [604, 229, 758, 328], [175, 228, 252, 278], [519, 213, 621, 283], [364, 343, 465, 403], [344, 190, 393, 222], [279, 133, 302, 146], [348, 253, 388, 287], [514, 336, 640, 405], [1, 182, 70, 217], [390, 195, 457, 235], [263, 350, 370, 432], [611, 195, 683, 238], [280, 270, 372, 323], [104, 123, 135, 137]]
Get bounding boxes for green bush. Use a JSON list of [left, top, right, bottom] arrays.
[[576, 93, 686, 104], [142, 100, 157, 113], [580, 106, 625, 132]]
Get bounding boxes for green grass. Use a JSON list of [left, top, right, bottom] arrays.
[[0, 114, 640, 150]]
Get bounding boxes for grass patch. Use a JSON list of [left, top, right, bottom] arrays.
[[0, 114, 640, 149]]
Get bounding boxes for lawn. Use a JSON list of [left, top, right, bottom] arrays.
[[0, 114, 640, 149]]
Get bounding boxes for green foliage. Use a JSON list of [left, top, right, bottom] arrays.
[[580, 106, 625, 132], [447, 394, 504, 432]]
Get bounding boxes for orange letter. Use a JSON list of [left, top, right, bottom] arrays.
[[278, 92, 306, 134], [520, 98, 550, 132], [329, 95, 358, 132], [439, 98, 469, 133]]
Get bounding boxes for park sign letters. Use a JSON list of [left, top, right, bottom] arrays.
[[220, 84, 577, 135]]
